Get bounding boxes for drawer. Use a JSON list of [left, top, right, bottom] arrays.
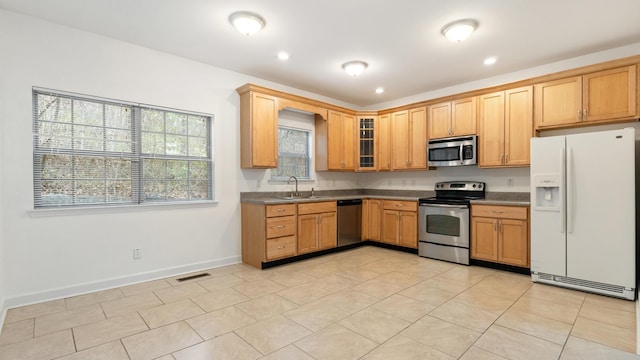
[[266, 236, 296, 260], [382, 200, 417, 212], [266, 215, 296, 238], [472, 205, 528, 220], [266, 204, 296, 217], [298, 201, 337, 215]]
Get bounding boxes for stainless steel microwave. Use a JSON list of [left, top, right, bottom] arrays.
[[427, 135, 477, 167]]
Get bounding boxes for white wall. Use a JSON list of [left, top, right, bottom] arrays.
[[0, 9, 360, 307], [357, 166, 531, 193], [1, 8, 639, 310], [0, 60, 5, 324]]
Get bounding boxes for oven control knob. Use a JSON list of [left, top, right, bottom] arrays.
[[472, 184, 476, 188]]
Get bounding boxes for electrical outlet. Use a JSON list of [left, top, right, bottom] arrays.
[[507, 178, 514, 187], [133, 248, 142, 260]]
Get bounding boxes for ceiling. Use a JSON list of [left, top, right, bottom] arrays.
[[1, 1, 640, 107]]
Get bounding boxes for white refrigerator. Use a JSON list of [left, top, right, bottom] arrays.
[[530, 128, 636, 300]]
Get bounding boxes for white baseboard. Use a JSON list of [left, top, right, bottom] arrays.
[[0, 298, 6, 337], [3, 255, 241, 310]]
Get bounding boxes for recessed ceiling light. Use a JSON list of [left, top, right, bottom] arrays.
[[229, 11, 266, 36], [441, 19, 478, 42], [375, 87, 384, 94], [484, 57, 497, 65], [277, 51, 290, 60], [341, 61, 368, 77]]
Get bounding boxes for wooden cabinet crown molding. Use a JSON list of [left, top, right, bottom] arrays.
[[236, 83, 355, 119], [237, 55, 640, 118]]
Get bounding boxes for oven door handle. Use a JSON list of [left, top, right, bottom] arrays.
[[420, 204, 468, 209]]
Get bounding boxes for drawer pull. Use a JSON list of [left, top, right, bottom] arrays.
[[276, 208, 285, 212], [395, 204, 404, 207], [276, 225, 286, 229], [492, 210, 504, 214], [277, 245, 286, 249]]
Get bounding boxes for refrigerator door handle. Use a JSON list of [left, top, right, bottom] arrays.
[[560, 147, 565, 234], [567, 147, 574, 234]]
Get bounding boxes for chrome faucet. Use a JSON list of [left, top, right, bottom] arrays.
[[287, 176, 300, 197]]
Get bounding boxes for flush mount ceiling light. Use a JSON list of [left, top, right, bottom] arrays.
[[229, 11, 266, 36], [484, 56, 497, 65], [375, 87, 385, 94], [342, 61, 368, 77], [441, 19, 478, 42], [277, 51, 290, 60]]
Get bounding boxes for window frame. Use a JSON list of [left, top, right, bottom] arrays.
[[270, 126, 312, 181], [32, 87, 215, 210]]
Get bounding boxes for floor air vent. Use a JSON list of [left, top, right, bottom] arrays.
[[533, 272, 634, 300], [176, 272, 211, 282]]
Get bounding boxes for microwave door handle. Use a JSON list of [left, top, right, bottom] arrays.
[[459, 145, 463, 165]]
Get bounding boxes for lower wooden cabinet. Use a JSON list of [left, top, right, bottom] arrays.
[[297, 201, 337, 255], [471, 204, 530, 267], [266, 236, 296, 260], [362, 199, 382, 241], [241, 203, 297, 268], [241, 201, 336, 268], [380, 200, 418, 248]]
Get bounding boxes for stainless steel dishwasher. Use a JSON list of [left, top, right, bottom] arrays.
[[337, 199, 362, 247]]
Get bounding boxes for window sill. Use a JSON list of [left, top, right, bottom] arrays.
[[28, 200, 218, 218]]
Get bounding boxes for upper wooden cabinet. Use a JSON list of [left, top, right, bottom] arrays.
[[239, 91, 278, 168], [357, 115, 377, 171], [535, 65, 637, 129], [377, 113, 392, 171], [317, 110, 356, 171], [391, 107, 427, 170], [478, 86, 533, 168], [428, 97, 477, 139]]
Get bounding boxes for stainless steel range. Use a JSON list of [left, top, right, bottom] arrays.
[[418, 181, 485, 265]]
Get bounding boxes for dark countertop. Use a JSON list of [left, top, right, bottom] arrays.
[[470, 199, 530, 206], [241, 189, 530, 206]]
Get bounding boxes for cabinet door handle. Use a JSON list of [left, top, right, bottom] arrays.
[[500, 154, 504, 164], [494, 220, 498, 231], [505, 154, 509, 163], [577, 110, 582, 121], [583, 108, 587, 120]]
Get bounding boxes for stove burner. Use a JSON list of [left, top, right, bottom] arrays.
[[419, 181, 486, 205]]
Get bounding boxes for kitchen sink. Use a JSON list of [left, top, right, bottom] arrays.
[[279, 195, 331, 200]]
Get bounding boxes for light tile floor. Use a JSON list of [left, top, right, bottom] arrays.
[[0, 246, 638, 359]]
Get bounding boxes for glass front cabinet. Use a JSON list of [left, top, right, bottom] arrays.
[[357, 115, 376, 171]]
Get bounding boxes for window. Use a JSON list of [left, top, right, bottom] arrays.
[[33, 89, 213, 208], [271, 127, 311, 179]]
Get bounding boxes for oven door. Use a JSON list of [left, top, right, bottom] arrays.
[[418, 204, 469, 247]]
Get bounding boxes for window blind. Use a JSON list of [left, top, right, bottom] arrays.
[[33, 88, 213, 208]]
